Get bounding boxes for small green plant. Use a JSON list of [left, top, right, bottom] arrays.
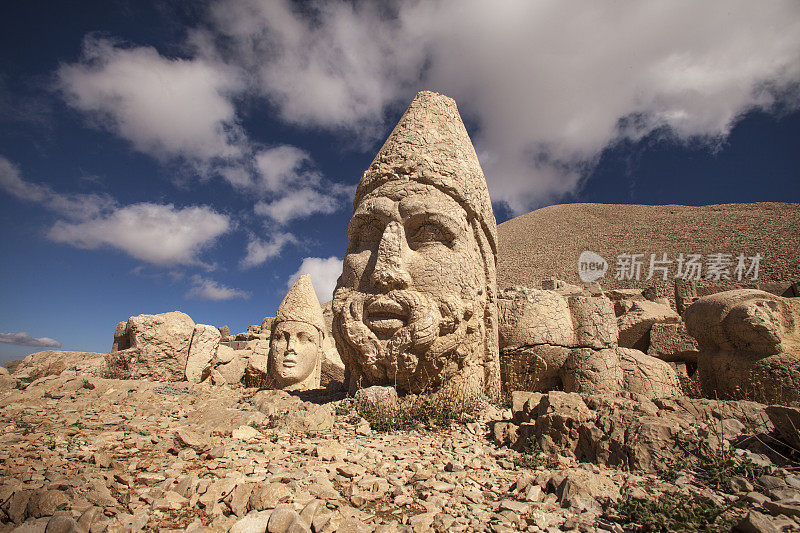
[[248, 414, 279, 431], [608, 490, 740, 532], [692, 443, 764, 491], [357, 392, 477, 433], [334, 404, 352, 417], [513, 440, 559, 470], [666, 418, 765, 492]]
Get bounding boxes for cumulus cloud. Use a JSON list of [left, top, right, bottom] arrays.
[[0, 156, 114, 220], [253, 185, 351, 224], [203, 0, 800, 213], [254, 145, 318, 192], [57, 39, 350, 221], [58, 36, 245, 172], [0, 332, 61, 348], [186, 274, 250, 300], [240, 232, 297, 268], [199, 0, 424, 133], [287, 256, 342, 303], [1, 156, 231, 266], [48, 203, 230, 266]]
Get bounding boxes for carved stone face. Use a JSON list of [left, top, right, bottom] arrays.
[[333, 181, 487, 393], [269, 320, 322, 388]]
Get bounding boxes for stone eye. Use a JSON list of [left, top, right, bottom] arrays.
[[349, 217, 383, 252], [407, 221, 453, 249]]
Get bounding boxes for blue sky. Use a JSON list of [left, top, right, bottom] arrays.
[[2, 0, 799, 363]]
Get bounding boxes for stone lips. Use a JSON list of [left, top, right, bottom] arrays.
[[497, 202, 800, 295]]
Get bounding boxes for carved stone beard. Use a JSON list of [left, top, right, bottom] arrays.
[[332, 287, 484, 394]]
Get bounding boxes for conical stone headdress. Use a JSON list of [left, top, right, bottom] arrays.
[[354, 90, 497, 256], [274, 274, 325, 335]]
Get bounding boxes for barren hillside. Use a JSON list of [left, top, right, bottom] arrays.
[[496, 202, 800, 295]]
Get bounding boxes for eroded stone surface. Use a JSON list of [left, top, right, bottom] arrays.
[[646, 321, 700, 363], [616, 300, 679, 352], [499, 390, 773, 473], [497, 287, 679, 399], [332, 90, 500, 402], [111, 311, 196, 382], [1, 355, 797, 533], [186, 325, 221, 384], [268, 275, 325, 391], [684, 289, 800, 404]]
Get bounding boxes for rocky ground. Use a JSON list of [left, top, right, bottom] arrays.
[[2, 371, 800, 532]]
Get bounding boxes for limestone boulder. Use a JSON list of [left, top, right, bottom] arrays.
[[243, 340, 269, 388], [126, 311, 196, 381], [567, 295, 618, 349], [251, 390, 334, 433], [111, 321, 129, 352], [500, 344, 572, 393], [12, 351, 106, 381], [498, 287, 576, 349], [501, 391, 770, 473], [561, 348, 623, 394], [214, 344, 236, 365], [617, 347, 682, 398], [214, 351, 249, 385], [185, 324, 220, 383], [646, 322, 700, 363], [685, 289, 800, 404], [498, 287, 619, 393], [617, 300, 679, 351]]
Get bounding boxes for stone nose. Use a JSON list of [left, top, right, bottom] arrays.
[[371, 221, 411, 291]]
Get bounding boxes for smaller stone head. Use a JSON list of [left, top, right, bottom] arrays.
[[269, 275, 326, 390]]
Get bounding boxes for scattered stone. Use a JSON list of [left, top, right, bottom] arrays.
[[230, 511, 272, 533], [734, 511, 781, 533]]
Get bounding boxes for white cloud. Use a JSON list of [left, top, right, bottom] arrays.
[[0, 155, 115, 219], [1, 156, 230, 266], [254, 187, 348, 225], [56, 38, 350, 220], [240, 232, 296, 268], [204, 0, 800, 213], [58, 36, 245, 172], [200, 0, 425, 133], [0, 332, 61, 348], [288, 256, 342, 303], [48, 203, 230, 266], [254, 145, 319, 192], [186, 275, 250, 300]]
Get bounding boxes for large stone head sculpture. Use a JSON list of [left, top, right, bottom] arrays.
[[685, 289, 800, 404], [332, 91, 500, 401], [269, 274, 325, 391]]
